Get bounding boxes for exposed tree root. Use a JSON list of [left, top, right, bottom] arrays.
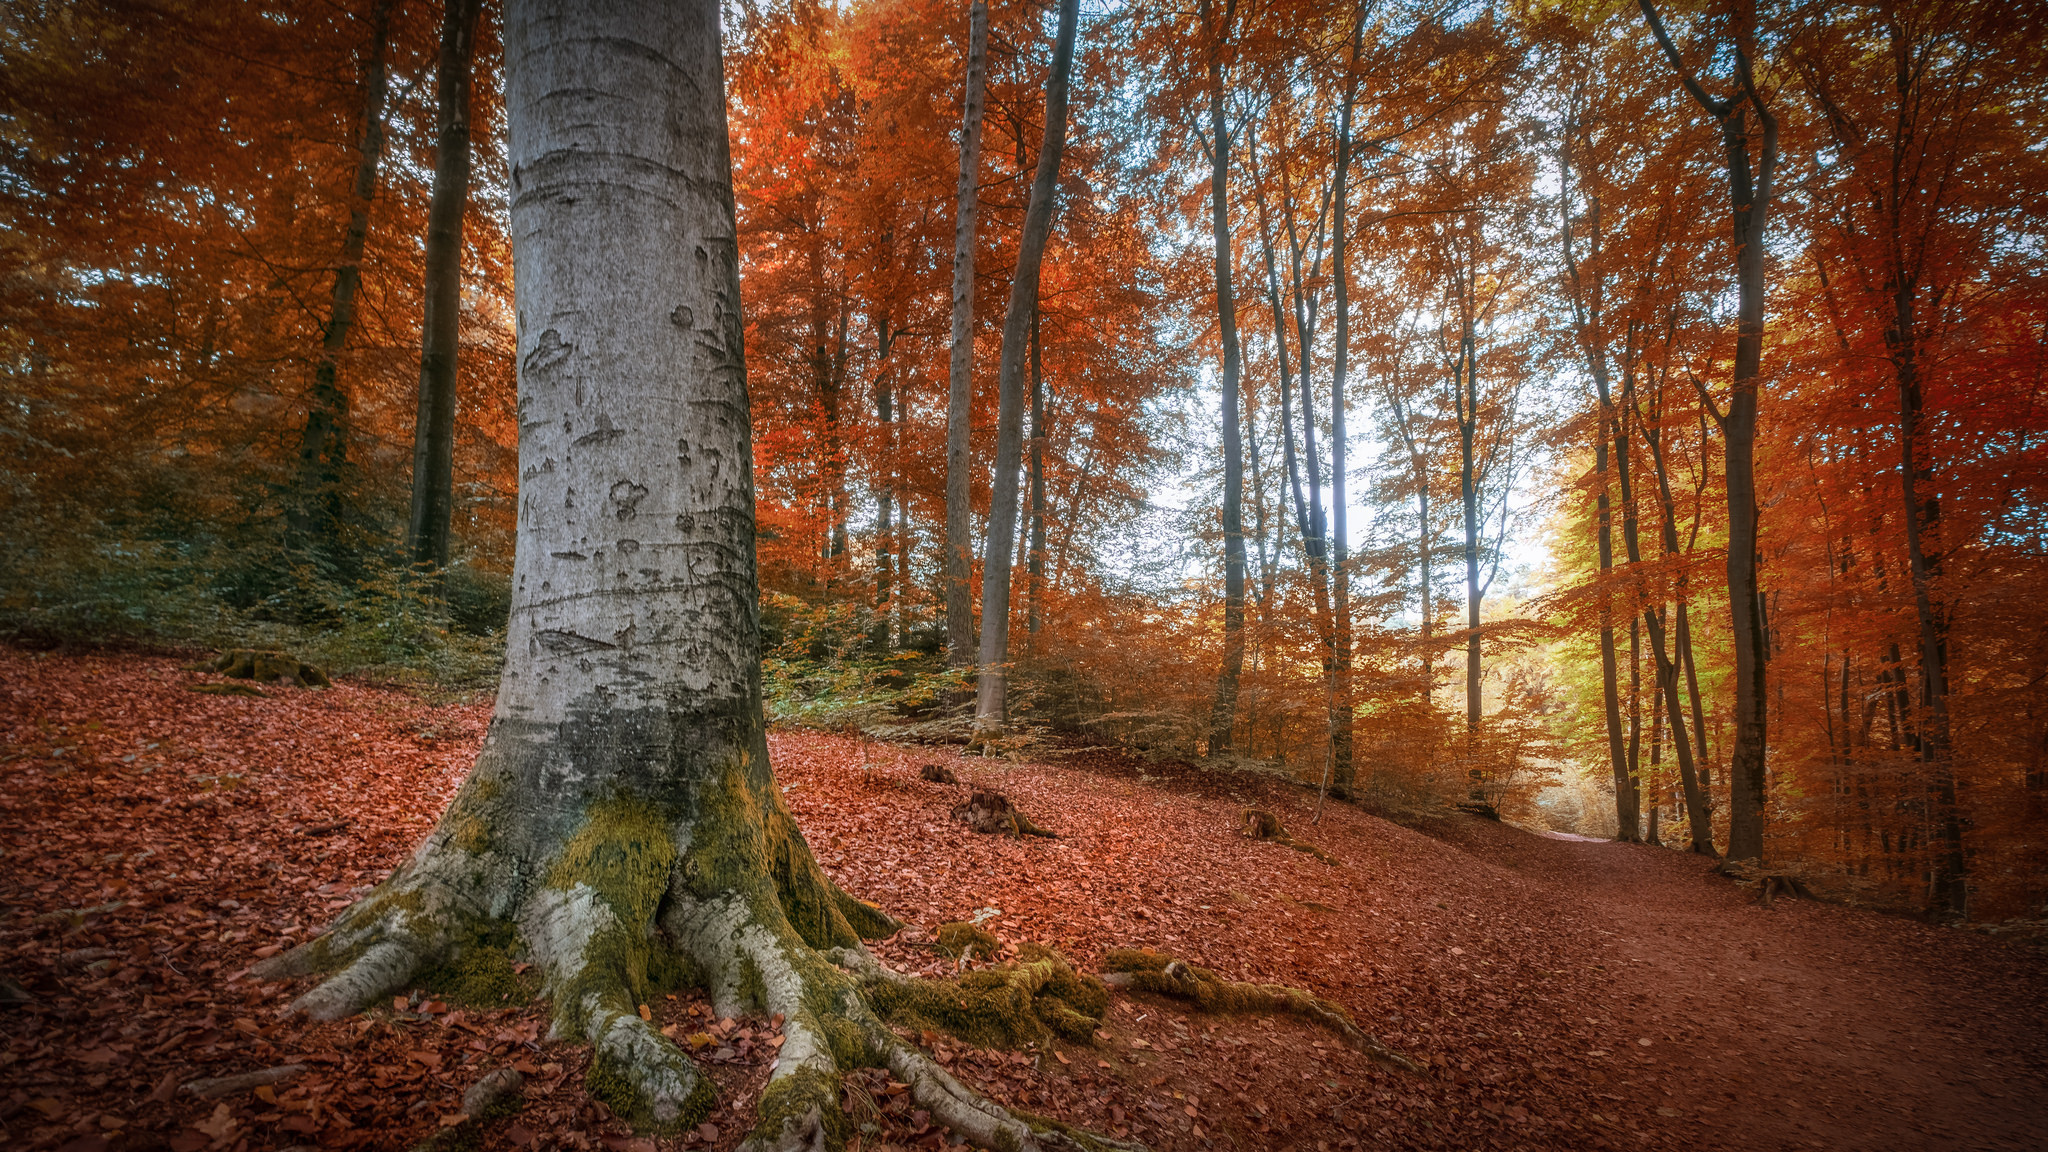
[[856, 942, 1108, 1050], [1099, 949, 1422, 1074], [953, 788, 1058, 837], [255, 767, 1136, 1151], [1239, 808, 1338, 864]]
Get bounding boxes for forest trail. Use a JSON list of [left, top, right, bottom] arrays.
[[2, 648, 2044, 1152], [1412, 818, 2048, 1151]]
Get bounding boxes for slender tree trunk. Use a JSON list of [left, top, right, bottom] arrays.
[[973, 0, 1079, 733], [1649, 681, 1665, 846], [1205, 0, 1246, 755], [944, 0, 990, 668], [1889, 252, 1968, 915], [1453, 315, 1481, 733], [1635, 382, 1718, 852], [1326, 19, 1363, 791], [1594, 415, 1637, 841], [406, 0, 484, 572], [872, 322, 898, 653], [1419, 481, 1433, 709], [1025, 305, 1048, 650], [295, 0, 396, 554], [1640, 0, 1776, 864]]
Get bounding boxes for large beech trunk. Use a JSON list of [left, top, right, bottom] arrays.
[[405, 0, 483, 570], [261, 8, 1115, 1150]]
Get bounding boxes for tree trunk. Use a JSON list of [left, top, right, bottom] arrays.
[[872, 321, 898, 653], [944, 0, 990, 669], [1025, 304, 1048, 649], [1205, 0, 1246, 756], [1640, 0, 1776, 864], [1594, 415, 1637, 841], [974, 0, 1079, 733], [1633, 380, 1718, 853], [1454, 315, 1481, 734], [1326, 18, 1363, 792], [260, 8, 1119, 1150], [405, 0, 484, 571], [294, 0, 395, 554]]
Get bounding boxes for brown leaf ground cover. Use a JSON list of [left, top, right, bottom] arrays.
[[2, 648, 2044, 1152]]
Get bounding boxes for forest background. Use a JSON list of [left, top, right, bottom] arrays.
[[3, 0, 2044, 922]]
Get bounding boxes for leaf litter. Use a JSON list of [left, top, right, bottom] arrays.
[[4, 648, 2044, 1151]]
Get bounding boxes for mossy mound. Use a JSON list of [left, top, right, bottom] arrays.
[[933, 921, 999, 961], [1100, 948, 1420, 1073], [212, 648, 331, 687], [864, 942, 1107, 1049]]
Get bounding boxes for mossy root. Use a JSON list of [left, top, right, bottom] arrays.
[[261, 791, 1138, 1150], [857, 941, 1108, 1050], [1099, 948, 1421, 1074]]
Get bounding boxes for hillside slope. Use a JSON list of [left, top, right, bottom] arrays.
[[2, 648, 2043, 1151]]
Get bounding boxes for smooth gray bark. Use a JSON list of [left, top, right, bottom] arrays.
[[973, 0, 1080, 731], [944, 0, 990, 668], [406, 0, 484, 570]]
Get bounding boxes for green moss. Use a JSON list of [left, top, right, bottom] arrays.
[[418, 940, 533, 1008], [543, 797, 682, 1046], [584, 1048, 717, 1134], [1100, 947, 1360, 1036], [736, 953, 767, 1016], [547, 797, 677, 926], [586, 1053, 637, 1119], [863, 944, 1106, 1050], [682, 764, 899, 952], [933, 921, 999, 960], [750, 1066, 847, 1149]]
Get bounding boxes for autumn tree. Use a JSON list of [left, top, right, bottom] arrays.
[[1638, 0, 1778, 865], [974, 0, 1081, 734]]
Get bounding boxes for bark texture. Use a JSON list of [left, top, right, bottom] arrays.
[[405, 0, 484, 570]]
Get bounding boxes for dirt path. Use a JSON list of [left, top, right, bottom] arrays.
[[1418, 817, 2048, 1151]]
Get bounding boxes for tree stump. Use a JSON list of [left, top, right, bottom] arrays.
[[212, 649, 330, 687], [951, 789, 1055, 838], [1238, 808, 1336, 864]]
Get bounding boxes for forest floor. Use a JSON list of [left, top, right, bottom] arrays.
[[2, 646, 2045, 1152]]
